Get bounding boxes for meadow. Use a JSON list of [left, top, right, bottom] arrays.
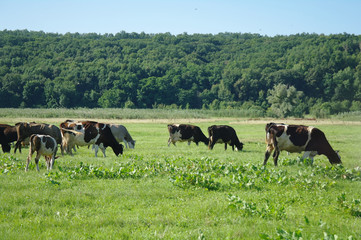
[[0, 109, 361, 239]]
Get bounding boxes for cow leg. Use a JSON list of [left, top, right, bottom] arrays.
[[188, 141, 191, 146], [35, 153, 41, 172], [167, 138, 172, 147], [309, 151, 317, 164], [26, 155, 32, 172], [66, 142, 74, 156], [273, 150, 280, 166], [60, 144, 64, 156], [302, 151, 317, 164], [45, 156, 50, 170], [94, 145, 99, 157], [101, 146, 106, 157], [264, 145, 274, 166], [123, 140, 128, 148], [208, 141, 215, 150], [224, 143, 227, 150], [14, 141, 22, 154], [1, 143, 11, 153], [49, 155, 55, 170]]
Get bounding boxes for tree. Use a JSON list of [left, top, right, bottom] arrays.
[[98, 89, 126, 108], [267, 83, 304, 118]]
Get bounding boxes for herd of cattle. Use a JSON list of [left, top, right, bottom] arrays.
[[0, 120, 342, 171]]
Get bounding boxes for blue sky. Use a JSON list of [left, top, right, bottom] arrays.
[[1, 0, 360, 36]]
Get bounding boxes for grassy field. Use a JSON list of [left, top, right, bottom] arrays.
[[1, 114, 361, 239]]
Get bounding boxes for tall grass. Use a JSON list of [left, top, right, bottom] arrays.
[[0, 108, 265, 120], [1, 108, 359, 121], [332, 111, 361, 121]]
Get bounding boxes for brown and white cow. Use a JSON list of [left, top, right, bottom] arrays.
[[264, 122, 342, 166], [61, 121, 123, 157], [208, 125, 244, 151], [14, 122, 63, 154], [0, 124, 18, 153], [26, 134, 58, 172], [59, 120, 84, 153], [109, 124, 136, 149], [167, 124, 209, 146]]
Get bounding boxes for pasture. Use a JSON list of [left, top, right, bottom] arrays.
[[1, 114, 361, 239]]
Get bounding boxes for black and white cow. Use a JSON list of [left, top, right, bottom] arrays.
[[264, 122, 342, 166], [167, 124, 209, 146], [26, 134, 58, 172], [61, 121, 123, 157], [208, 125, 244, 151]]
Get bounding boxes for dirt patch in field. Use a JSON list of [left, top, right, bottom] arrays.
[[2, 117, 360, 126]]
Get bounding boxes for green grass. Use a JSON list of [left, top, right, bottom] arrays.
[[1, 118, 361, 239]]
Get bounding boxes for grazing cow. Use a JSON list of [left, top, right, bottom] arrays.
[[0, 124, 18, 153], [109, 124, 136, 149], [208, 125, 244, 151], [264, 122, 342, 166], [15, 122, 63, 154], [26, 134, 58, 172], [61, 121, 123, 157], [167, 124, 209, 146]]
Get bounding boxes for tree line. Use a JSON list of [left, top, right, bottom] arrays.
[[0, 30, 361, 117]]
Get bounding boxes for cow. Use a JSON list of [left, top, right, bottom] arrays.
[[208, 125, 244, 151], [109, 124, 136, 149], [61, 121, 123, 157], [0, 124, 18, 153], [167, 124, 209, 147], [59, 120, 84, 153], [14, 122, 63, 154], [26, 134, 58, 172], [264, 122, 342, 166]]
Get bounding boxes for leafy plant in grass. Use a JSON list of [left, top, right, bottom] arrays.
[[228, 194, 286, 220], [337, 193, 361, 217], [260, 228, 303, 240], [169, 162, 222, 191], [315, 165, 361, 181], [0, 155, 26, 174]]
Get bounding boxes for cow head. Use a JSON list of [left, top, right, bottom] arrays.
[[113, 143, 124, 156], [330, 150, 342, 164], [128, 140, 136, 149], [236, 142, 244, 151]]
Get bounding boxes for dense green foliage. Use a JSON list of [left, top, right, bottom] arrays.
[[1, 30, 361, 117]]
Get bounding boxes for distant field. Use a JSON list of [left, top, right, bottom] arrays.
[[0, 112, 361, 239]]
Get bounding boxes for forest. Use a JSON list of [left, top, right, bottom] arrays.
[[1, 30, 361, 117]]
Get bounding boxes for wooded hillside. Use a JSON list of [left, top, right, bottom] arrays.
[[1, 30, 360, 117]]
